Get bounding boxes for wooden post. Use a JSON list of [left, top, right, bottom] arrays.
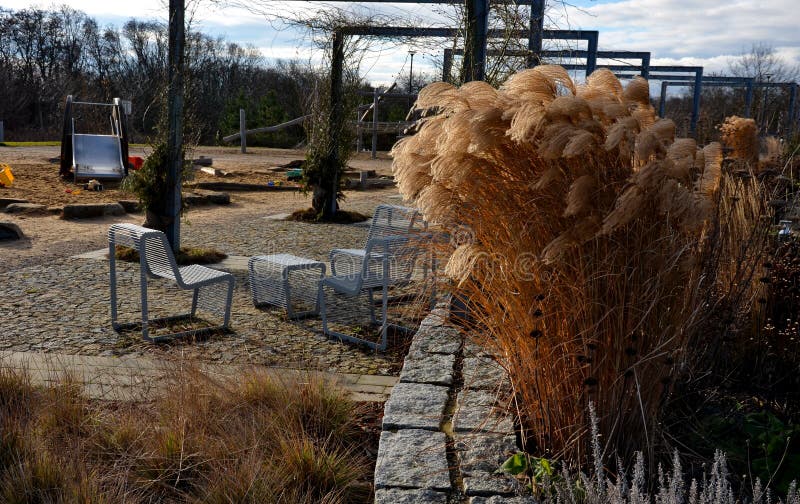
[[165, 0, 185, 251], [372, 87, 379, 159], [239, 108, 246, 153]]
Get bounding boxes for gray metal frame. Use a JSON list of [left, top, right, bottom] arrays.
[[248, 254, 326, 319], [108, 223, 234, 342], [319, 235, 421, 351]]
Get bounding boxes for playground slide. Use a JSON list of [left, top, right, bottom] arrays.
[[72, 133, 125, 180]]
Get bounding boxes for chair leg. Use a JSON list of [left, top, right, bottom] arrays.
[[367, 288, 377, 325], [318, 283, 330, 336], [223, 277, 234, 328], [139, 266, 150, 341], [109, 241, 119, 328], [191, 288, 199, 317]]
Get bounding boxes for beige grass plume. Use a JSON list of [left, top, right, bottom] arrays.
[[719, 116, 758, 163]]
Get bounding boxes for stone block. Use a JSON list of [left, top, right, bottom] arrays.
[[399, 352, 455, 386], [469, 496, 538, 504], [374, 429, 451, 491], [382, 382, 449, 431], [62, 203, 125, 219], [463, 471, 519, 497], [375, 488, 449, 504], [408, 324, 462, 357], [453, 389, 514, 434], [118, 200, 141, 213], [462, 356, 509, 391], [0, 198, 28, 209], [0, 222, 23, 240], [183, 190, 231, 207], [456, 431, 518, 474], [4, 203, 47, 215]]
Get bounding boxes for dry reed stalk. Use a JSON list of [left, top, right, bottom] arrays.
[[393, 66, 772, 469]]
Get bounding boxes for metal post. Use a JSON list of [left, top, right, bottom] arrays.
[[527, 0, 544, 68], [356, 109, 363, 152], [0, 121, 4, 143], [690, 68, 703, 135], [443, 49, 453, 82], [328, 30, 345, 217], [659, 81, 668, 118], [786, 84, 796, 134], [641, 53, 650, 79], [372, 87, 380, 159], [745, 80, 754, 118], [239, 109, 246, 153], [165, 0, 184, 251], [761, 74, 772, 132], [409, 51, 415, 92], [585, 31, 598, 77], [463, 0, 489, 81]]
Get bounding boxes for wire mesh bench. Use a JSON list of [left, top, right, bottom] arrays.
[[248, 254, 326, 319], [108, 223, 235, 342]]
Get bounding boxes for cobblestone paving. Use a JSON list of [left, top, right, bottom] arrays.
[[0, 189, 414, 376]]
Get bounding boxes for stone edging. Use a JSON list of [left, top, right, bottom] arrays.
[[374, 304, 536, 503]]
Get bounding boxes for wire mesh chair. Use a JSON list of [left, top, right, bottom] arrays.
[[319, 234, 427, 351], [108, 223, 234, 342], [329, 204, 426, 282]]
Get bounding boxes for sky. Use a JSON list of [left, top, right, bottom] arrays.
[[2, 0, 799, 87]]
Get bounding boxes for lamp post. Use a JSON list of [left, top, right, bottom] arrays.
[[762, 73, 772, 133], [409, 50, 416, 93]]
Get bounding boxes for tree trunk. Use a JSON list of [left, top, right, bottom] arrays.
[[143, 209, 172, 233], [312, 183, 337, 219]]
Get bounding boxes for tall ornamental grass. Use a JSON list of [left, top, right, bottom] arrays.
[[392, 66, 770, 467]]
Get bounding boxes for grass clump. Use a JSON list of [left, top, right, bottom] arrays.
[[0, 141, 62, 147], [393, 66, 774, 471], [0, 365, 373, 502], [115, 244, 227, 265]]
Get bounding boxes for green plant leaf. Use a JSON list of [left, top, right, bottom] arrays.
[[498, 452, 529, 476], [533, 457, 553, 478]]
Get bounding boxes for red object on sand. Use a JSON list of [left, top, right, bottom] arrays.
[[128, 156, 144, 170]]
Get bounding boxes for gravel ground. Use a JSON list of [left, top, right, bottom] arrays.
[[0, 146, 417, 375]]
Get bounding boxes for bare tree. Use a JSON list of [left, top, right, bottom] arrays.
[[729, 43, 800, 135]]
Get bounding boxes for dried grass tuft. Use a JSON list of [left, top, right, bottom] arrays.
[[719, 115, 759, 164], [396, 65, 772, 468]]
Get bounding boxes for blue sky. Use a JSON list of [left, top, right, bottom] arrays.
[[3, 0, 799, 86]]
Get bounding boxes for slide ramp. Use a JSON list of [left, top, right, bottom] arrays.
[[72, 133, 125, 180]]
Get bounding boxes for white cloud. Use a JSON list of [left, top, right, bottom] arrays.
[[4, 0, 797, 86], [558, 0, 800, 71]]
